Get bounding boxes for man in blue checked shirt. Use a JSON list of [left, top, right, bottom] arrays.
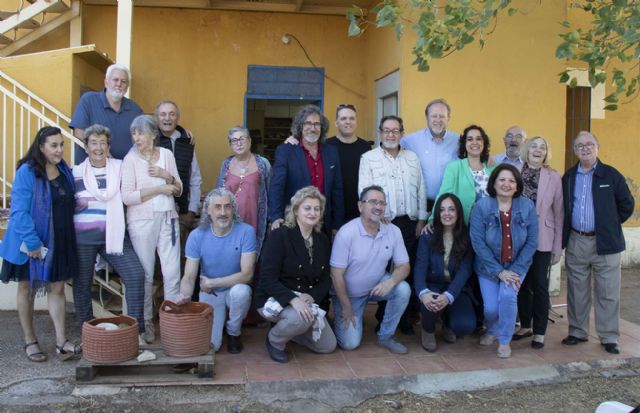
[[560, 131, 634, 355]]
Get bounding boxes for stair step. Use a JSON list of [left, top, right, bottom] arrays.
[[42, 0, 70, 14], [0, 33, 11, 44], [0, 12, 40, 29]]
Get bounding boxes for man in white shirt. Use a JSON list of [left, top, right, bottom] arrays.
[[359, 115, 427, 335]]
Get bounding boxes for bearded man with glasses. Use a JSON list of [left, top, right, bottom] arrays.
[[268, 104, 344, 237]]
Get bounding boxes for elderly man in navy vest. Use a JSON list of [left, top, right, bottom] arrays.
[[561, 131, 634, 355], [154, 101, 202, 256], [70, 64, 143, 163]]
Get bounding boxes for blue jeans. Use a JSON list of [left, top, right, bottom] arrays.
[[479, 275, 522, 345], [199, 284, 251, 351], [331, 275, 410, 350]]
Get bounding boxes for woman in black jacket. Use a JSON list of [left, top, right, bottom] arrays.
[[414, 193, 476, 352], [256, 186, 336, 363]]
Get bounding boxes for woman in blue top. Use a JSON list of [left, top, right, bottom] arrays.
[[470, 163, 537, 358], [0, 126, 81, 362], [414, 193, 476, 353]]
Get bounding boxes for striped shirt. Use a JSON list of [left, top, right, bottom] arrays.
[[571, 162, 596, 233], [73, 166, 107, 244]]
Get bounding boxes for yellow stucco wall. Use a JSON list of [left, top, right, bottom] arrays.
[[1, 2, 637, 224], [80, 6, 369, 192], [395, 1, 567, 173]]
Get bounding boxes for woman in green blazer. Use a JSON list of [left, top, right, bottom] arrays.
[[432, 125, 495, 224]]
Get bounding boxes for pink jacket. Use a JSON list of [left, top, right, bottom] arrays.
[[120, 147, 183, 223], [533, 166, 564, 256]]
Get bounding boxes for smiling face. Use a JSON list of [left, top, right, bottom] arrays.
[[40, 133, 64, 166], [358, 189, 386, 225], [426, 103, 449, 137], [104, 69, 129, 102], [156, 102, 179, 137], [228, 130, 251, 156], [494, 169, 518, 199], [132, 130, 155, 154], [302, 113, 322, 144], [503, 126, 526, 159], [336, 108, 357, 137], [527, 138, 547, 168], [380, 118, 403, 150], [464, 128, 484, 158], [85, 134, 110, 167], [295, 197, 321, 230], [573, 132, 599, 168], [439, 197, 458, 229], [208, 195, 234, 234]]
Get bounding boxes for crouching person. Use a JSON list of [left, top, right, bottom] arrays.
[[256, 186, 337, 363], [177, 188, 255, 353]]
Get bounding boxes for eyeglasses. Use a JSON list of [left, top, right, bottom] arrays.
[[505, 133, 524, 140], [380, 129, 402, 136], [362, 199, 387, 207], [574, 142, 596, 150], [302, 121, 322, 128], [229, 137, 248, 145], [337, 104, 356, 111]]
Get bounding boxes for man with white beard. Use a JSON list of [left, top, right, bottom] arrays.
[[358, 115, 426, 335], [70, 64, 143, 163], [268, 104, 344, 237]]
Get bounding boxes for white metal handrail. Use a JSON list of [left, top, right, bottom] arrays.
[[0, 70, 83, 209]]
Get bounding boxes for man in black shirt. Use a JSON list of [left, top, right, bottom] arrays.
[[325, 104, 372, 222]]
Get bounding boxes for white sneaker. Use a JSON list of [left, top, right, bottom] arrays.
[[479, 333, 496, 346]]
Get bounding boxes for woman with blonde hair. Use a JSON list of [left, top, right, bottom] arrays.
[[513, 136, 563, 349], [256, 186, 336, 363]]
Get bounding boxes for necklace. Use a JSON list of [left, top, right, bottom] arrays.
[[139, 149, 155, 164], [234, 156, 251, 177]]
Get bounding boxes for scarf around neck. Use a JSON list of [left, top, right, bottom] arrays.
[[80, 157, 125, 254]]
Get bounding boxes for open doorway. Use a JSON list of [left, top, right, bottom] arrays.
[[246, 98, 321, 163]]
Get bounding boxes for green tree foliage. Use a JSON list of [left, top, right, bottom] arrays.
[[347, 0, 640, 110]]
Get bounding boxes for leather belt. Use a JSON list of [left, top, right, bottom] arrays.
[[572, 228, 595, 237]]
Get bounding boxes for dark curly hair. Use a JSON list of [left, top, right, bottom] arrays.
[[458, 124, 490, 163], [290, 104, 329, 142], [17, 126, 62, 179]]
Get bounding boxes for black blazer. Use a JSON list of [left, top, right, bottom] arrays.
[[255, 225, 331, 308]]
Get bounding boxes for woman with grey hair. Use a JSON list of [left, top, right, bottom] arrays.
[[256, 186, 336, 363], [121, 114, 182, 343], [72, 124, 146, 342], [215, 126, 271, 255]]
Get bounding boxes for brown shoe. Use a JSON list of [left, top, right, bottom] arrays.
[[227, 334, 243, 354], [442, 326, 457, 344], [421, 330, 437, 352]]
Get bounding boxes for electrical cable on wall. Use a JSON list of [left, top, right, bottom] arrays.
[[283, 33, 366, 100]]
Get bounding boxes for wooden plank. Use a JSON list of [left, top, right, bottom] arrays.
[[76, 345, 215, 385]]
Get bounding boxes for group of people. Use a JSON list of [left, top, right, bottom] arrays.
[[0, 63, 634, 365]]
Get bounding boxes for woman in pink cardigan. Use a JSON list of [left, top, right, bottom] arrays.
[[121, 115, 182, 344], [513, 136, 563, 349]]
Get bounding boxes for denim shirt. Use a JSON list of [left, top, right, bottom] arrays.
[[470, 196, 538, 282]]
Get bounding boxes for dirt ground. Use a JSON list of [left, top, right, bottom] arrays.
[[1, 270, 639, 413]]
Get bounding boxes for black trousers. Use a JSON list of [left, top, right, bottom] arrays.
[[420, 291, 476, 336], [517, 250, 552, 335]]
